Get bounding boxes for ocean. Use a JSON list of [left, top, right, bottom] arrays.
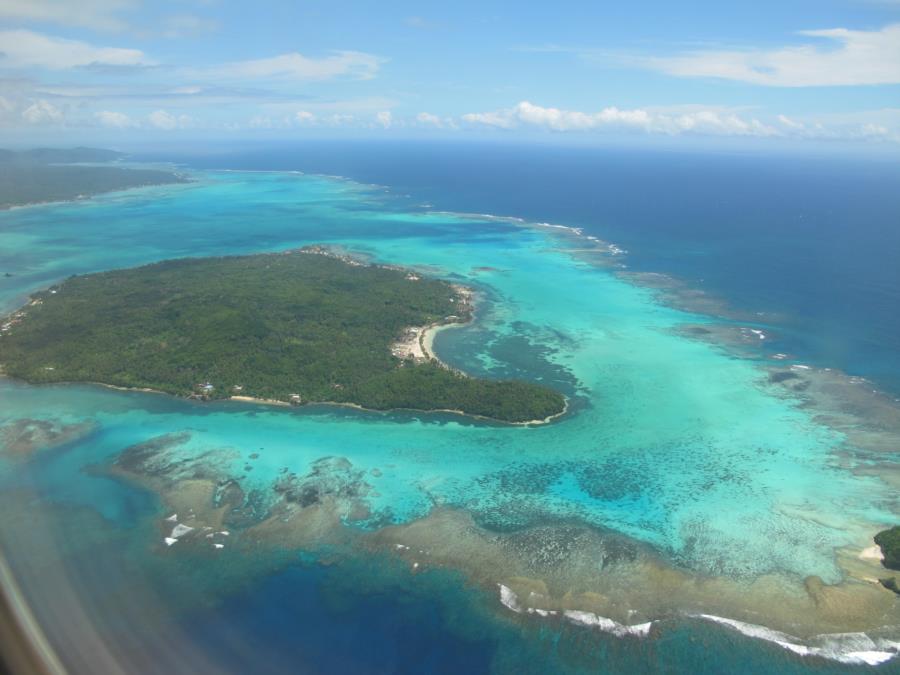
[[0, 142, 898, 673]]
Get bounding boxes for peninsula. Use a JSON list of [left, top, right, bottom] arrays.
[[0, 249, 565, 424], [0, 147, 187, 209]]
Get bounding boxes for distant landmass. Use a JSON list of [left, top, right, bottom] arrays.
[[0, 248, 566, 424], [0, 146, 187, 208], [0, 147, 126, 164]]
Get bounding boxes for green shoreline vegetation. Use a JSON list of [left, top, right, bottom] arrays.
[[0, 147, 187, 209], [875, 526, 900, 594], [0, 249, 566, 423], [876, 527, 900, 570]]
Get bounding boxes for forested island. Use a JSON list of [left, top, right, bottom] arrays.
[[0, 249, 566, 423], [0, 147, 187, 209]]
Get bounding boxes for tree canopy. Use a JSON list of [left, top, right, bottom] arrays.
[[0, 250, 565, 423]]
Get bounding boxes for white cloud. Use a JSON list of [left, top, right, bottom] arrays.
[[21, 100, 63, 124], [246, 114, 308, 130], [375, 110, 393, 128], [861, 123, 890, 137], [777, 114, 805, 130], [463, 101, 780, 137], [788, 107, 900, 142], [325, 113, 355, 126], [95, 110, 135, 128], [461, 110, 517, 129], [229, 97, 396, 131], [211, 50, 383, 81], [0, 0, 136, 32], [416, 112, 443, 127], [665, 108, 778, 136], [513, 100, 653, 130], [644, 23, 900, 86], [148, 110, 177, 130], [0, 30, 148, 70], [246, 110, 330, 130], [460, 100, 900, 142], [148, 109, 190, 130]]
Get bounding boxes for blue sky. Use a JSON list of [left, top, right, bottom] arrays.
[[1, 0, 899, 147]]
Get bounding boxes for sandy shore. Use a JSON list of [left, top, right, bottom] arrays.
[[859, 545, 885, 562], [391, 320, 467, 364], [229, 395, 290, 407], [421, 321, 465, 362], [227, 395, 566, 427], [391, 283, 475, 367]]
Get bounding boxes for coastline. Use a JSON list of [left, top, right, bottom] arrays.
[[389, 281, 475, 367], [420, 292, 474, 366], [226, 284, 568, 425], [226, 394, 568, 426], [1, 373, 564, 426], [0, 370, 567, 428], [0, 172, 191, 212], [2, 189, 164, 212]]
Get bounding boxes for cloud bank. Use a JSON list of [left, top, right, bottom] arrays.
[[0, 29, 149, 69], [463, 101, 779, 137], [461, 101, 900, 142], [208, 50, 384, 81]]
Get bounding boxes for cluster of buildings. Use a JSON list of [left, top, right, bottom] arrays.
[[1, 308, 29, 336], [298, 245, 367, 267]]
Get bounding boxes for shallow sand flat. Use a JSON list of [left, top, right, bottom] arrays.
[[100, 424, 899, 645], [118, 460, 900, 643], [0, 417, 96, 458]]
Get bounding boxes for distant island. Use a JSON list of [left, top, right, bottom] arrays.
[[0, 146, 187, 209], [0, 248, 566, 424]]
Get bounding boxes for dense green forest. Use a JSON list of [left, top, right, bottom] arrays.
[[876, 527, 900, 570], [0, 250, 566, 423], [0, 146, 186, 208], [876, 526, 900, 594]]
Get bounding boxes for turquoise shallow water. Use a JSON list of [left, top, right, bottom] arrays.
[[0, 170, 898, 671]]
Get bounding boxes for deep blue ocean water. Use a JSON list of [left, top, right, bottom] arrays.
[[153, 140, 900, 396], [179, 561, 888, 675]]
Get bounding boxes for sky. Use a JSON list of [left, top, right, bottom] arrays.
[[1, 0, 899, 148]]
